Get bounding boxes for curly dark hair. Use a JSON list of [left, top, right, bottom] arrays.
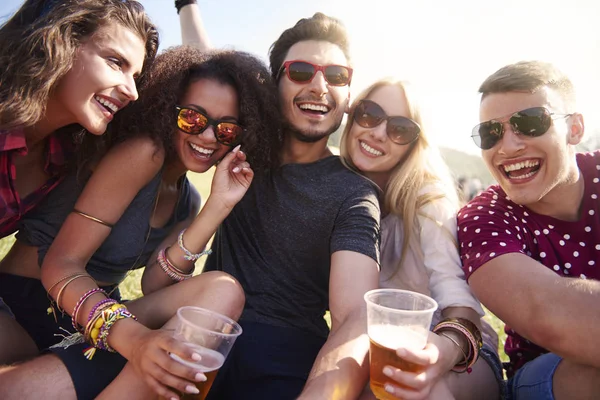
[[268, 12, 351, 80], [104, 46, 283, 171], [0, 0, 159, 130]]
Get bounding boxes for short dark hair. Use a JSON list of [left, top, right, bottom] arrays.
[[268, 12, 351, 79], [479, 60, 576, 109], [100, 47, 283, 171]]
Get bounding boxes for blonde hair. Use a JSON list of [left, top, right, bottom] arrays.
[[340, 78, 458, 278]]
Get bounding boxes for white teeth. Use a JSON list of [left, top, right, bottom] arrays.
[[299, 103, 328, 113], [360, 141, 383, 156], [503, 159, 540, 173], [189, 142, 214, 155], [510, 171, 536, 180], [95, 96, 118, 113]]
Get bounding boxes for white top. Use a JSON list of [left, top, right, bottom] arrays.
[[379, 185, 484, 320]]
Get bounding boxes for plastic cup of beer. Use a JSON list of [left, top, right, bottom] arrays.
[[169, 306, 242, 400], [364, 289, 438, 400]]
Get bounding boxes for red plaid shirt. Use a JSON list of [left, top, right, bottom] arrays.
[[0, 129, 72, 237]]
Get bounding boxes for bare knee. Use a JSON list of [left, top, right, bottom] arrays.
[[553, 358, 600, 400], [196, 271, 245, 320]]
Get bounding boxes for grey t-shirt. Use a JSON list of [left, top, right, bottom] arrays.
[[205, 156, 381, 338]]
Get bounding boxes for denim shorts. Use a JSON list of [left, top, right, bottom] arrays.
[[507, 353, 562, 400], [480, 342, 508, 399]]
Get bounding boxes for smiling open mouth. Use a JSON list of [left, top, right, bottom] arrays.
[[189, 142, 215, 158], [502, 159, 541, 180], [95, 96, 119, 114], [360, 141, 383, 156], [298, 103, 330, 116]]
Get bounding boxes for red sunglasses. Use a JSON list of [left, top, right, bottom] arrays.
[[277, 60, 353, 87]]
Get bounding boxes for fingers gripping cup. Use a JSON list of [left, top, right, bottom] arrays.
[[170, 306, 242, 400], [364, 289, 438, 400]]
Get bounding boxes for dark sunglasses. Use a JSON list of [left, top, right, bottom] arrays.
[[472, 106, 572, 150], [277, 60, 353, 87], [353, 100, 421, 145], [175, 106, 244, 146]]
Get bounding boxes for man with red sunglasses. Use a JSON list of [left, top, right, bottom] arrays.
[[176, 2, 381, 399], [458, 60, 600, 400]]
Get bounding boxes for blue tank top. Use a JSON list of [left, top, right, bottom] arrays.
[[17, 169, 192, 284]]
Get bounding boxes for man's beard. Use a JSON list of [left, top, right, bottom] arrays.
[[284, 115, 344, 143]]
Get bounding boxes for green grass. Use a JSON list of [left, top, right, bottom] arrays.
[[0, 166, 508, 363]]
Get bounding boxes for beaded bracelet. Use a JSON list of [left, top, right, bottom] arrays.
[[83, 304, 136, 360], [97, 307, 136, 352], [86, 299, 118, 327], [164, 247, 195, 275], [177, 229, 212, 261], [158, 248, 193, 282], [71, 288, 106, 332]]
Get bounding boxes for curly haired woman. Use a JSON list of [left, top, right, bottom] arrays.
[[0, 0, 158, 364], [0, 47, 283, 400]]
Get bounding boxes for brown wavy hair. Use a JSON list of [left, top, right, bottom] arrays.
[[0, 0, 159, 130], [106, 46, 283, 171]]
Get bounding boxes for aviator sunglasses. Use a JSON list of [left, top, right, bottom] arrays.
[[472, 106, 572, 150], [277, 60, 353, 87], [353, 100, 421, 145], [176, 106, 244, 146]]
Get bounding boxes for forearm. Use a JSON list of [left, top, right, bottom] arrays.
[[299, 308, 370, 400], [530, 277, 600, 366], [142, 197, 231, 293], [178, 1, 212, 50]]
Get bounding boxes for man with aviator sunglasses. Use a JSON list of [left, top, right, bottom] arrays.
[[458, 60, 600, 400], [176, 2, 381, 400]]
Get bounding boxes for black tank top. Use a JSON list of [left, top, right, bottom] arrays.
[[17, 169, 192, 284]]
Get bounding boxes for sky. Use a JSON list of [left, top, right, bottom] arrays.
[[2, 0, 599, 155]]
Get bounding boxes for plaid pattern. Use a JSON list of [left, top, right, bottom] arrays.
[[0, 129, 72, 237]]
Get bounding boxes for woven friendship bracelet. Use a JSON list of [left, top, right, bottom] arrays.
[[177, 229, 212, 261]]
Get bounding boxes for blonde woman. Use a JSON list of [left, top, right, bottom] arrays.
[[341, 79, 503, 399]]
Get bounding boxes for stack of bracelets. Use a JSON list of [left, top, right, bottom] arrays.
[[432, 317, 483, 374], [70, 287, 136, 360], [157, 229, 212, 282]]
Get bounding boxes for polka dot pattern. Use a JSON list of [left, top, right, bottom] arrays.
[[457, 151, 600, 375]]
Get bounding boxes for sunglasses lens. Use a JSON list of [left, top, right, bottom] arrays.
[[216, 123, 243, 146], [510, 107, 551, 137], [473, 121, 502, 150], [324, 65, 351, 86], [177, 108, 208, 134], [354, 101, 384, 128], [387, 117, 420, 144], [288, 62, 316, 83]]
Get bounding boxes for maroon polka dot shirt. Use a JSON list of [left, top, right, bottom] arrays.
[[458, 151, 600, 376]]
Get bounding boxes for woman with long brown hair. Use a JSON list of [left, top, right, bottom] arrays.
[[0, 0, 158, 365]]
